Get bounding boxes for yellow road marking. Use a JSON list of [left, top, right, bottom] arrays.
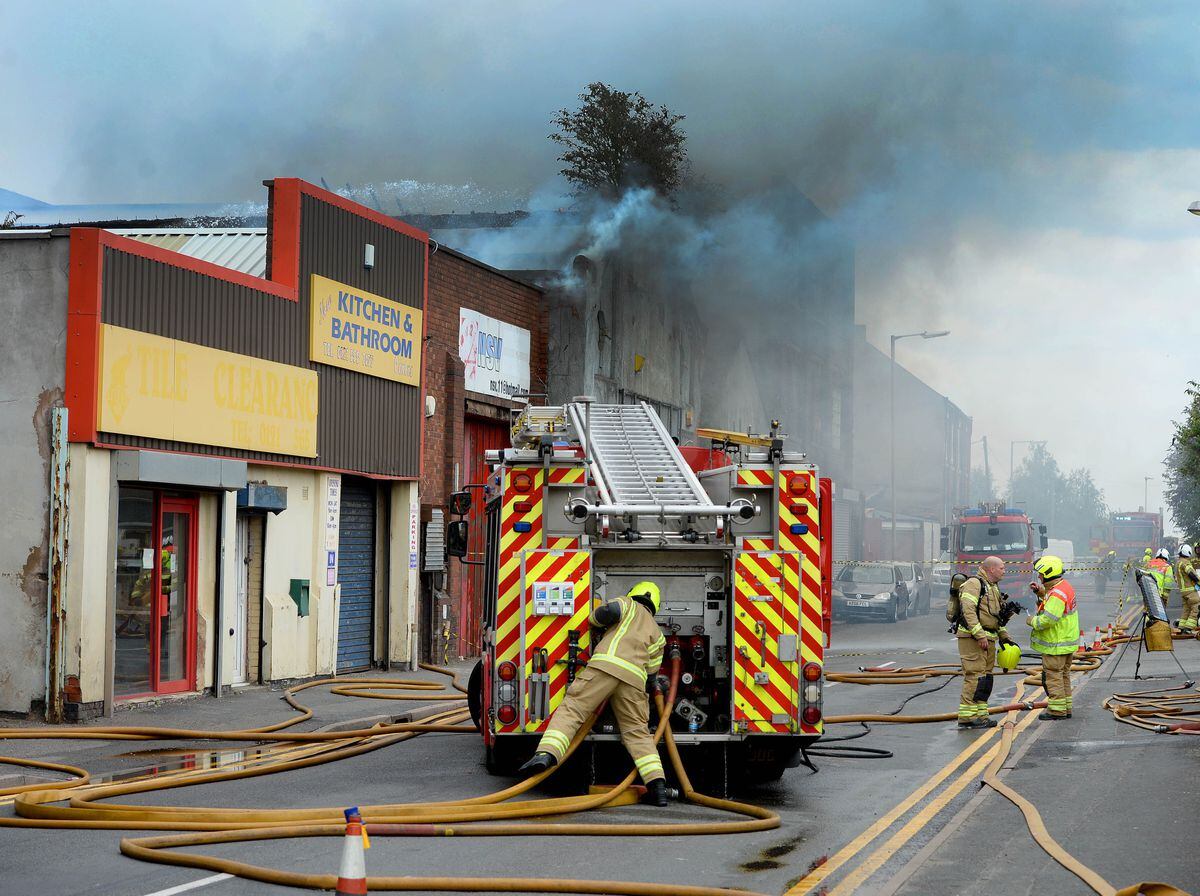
[[823, 695, 1044, 895]]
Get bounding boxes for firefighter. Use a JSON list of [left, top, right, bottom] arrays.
[[1148, 548, 1174, 609], [1026, 555, 1079, 720], [518, 581, 670, 806], [953, 555, 1013, 729], [1175, 544, 1199, 631]]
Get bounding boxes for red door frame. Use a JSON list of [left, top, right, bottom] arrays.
[[120, 492, 199, 699], [460, 417, 509, 657], [155, 496, 200, 694]]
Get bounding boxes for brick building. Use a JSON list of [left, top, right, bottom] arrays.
[[421, 246, 546, 660]]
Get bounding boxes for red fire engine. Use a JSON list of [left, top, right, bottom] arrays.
[[450, 401, 833, 782], [941, 502, 1047, 591], [1090, 511, 1163, 565]]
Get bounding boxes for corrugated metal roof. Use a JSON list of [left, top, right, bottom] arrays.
[[112, 228, 267, 277]]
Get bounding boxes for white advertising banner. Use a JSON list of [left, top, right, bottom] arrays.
[[458, 309, 531, 401]]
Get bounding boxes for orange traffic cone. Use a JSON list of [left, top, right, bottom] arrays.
[[335, 807, 370, 896], [1076, 634, 1087, 654], [1091, 626, 1103, 650]]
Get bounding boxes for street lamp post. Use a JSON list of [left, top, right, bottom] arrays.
[[890, 329, 950, 561], [1009, 439, 1047, 506]]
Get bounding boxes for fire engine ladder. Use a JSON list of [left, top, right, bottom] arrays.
[[567, 402, 713, 514]]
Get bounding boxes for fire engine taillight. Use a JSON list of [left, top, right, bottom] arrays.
[[497, 661, 517, 681], [802, 706, 822, 725], [513, 472, 534, 493], [787, 476, 809, 498], [802, 662, 822, 682], [497, 704, 517, 724], [497, 682, 517, 704]]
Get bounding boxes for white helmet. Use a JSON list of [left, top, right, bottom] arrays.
[[1156, 548, 1171, 561], [1180, 544, 1194, 558]]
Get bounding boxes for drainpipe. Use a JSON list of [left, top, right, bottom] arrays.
[[213, 492, 225, 699], [44, 407, 69, 723]]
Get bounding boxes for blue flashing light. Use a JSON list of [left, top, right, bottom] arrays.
[[514, 522, 533, 533], [790, 524, 809, 535]]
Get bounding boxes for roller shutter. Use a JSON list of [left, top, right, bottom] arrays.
[[336, 478, 376, 672]]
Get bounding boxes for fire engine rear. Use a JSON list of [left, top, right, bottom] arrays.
[[454, 400, 833, 782]]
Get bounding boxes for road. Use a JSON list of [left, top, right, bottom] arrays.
[[1, 575, 1197, 896]]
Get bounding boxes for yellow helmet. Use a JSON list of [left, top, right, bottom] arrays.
[[1034, 555, 1064, 581], [997, 642, 1022, 671], [628, 581, 661, 614]]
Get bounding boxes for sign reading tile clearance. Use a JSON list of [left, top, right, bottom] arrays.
[[458, 309, 530, 400], [98, 324, 319, 457], [310, 274, 423, 386]]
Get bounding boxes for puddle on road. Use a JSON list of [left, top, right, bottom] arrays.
[[739, 834, 807, 872], [96, 746, 276, 785]]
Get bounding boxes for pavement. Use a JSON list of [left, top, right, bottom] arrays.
[[1, 585, 1197, 895]]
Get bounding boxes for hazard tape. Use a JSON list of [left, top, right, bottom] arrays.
[[831, 559, 1129, 573]]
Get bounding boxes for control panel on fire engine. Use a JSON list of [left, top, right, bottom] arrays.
[[532, 582, 576, 616]]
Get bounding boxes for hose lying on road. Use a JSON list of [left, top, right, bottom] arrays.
[[1104, 682, 1200, 734]]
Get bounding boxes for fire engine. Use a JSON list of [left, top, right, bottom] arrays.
[[941, 503, 1047, 593], [1090, 511, 1163, 566], [450, 400, 832, 782]]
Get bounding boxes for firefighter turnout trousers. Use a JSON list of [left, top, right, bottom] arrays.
[[534, 666, 665, 784], [958, 636, 997, 723], [1181, 589, 1200, 631], [1040, 653, 1073, 717]]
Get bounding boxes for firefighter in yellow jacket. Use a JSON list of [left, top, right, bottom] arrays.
[[1175, 544, 1200, 632], [519, 581, 669, 806], [952, 555, 1014, 728], [1026, 555, 1079, 720]]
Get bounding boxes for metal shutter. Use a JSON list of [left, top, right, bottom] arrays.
[[834, 496, 852, 562], [336, 479, 376, 672]]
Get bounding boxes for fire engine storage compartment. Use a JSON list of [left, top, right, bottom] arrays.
[[472, 402, 829, 785]]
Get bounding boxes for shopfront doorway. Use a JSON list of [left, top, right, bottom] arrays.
[[114, 489, 199, 698]]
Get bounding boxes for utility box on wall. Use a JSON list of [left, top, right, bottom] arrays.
[[289, 579, 310, 617]]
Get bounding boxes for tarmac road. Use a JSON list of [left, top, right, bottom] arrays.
[[1, 573, 1196, 896]]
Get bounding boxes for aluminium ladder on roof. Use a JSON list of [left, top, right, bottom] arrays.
[[566, 402, 713, 512]]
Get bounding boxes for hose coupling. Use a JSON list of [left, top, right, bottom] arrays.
[[1156, 724, 1170, 734]]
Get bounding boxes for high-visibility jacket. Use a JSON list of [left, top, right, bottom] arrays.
[[588, 594, 665, 687], [1149, 557, 1175, 596], [1027, 577, 1079, 655], [1177, 558, 1199, 592], [955, 571, 1007, 641]]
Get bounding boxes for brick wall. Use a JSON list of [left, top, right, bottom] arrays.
[[422, 247, 546, 660]]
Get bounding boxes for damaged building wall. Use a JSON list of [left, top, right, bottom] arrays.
[[0, 233, 68, 715], [853, 325, 972, 527]]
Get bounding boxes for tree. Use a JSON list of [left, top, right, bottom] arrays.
[[1009, 443, 1108, 551], [1165, 382, 1200, 539], [550, 83, 688, 198], [970, 465, 995, 505]]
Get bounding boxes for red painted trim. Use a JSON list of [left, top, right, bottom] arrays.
[[98, 230, 296, 300], [268, 179, 302, 294], [94, 441, 417, 482], [818, 477, 833, 648], [418, 243, 430, 478], [285, 178, 430, 244], [65, 228, 104, 442], [157, 495, 200, 694]]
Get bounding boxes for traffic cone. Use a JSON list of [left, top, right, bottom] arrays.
[[1076, 633, 1087, 654], [1091, 626, 1103, 650], [335, 806, 370, 896]]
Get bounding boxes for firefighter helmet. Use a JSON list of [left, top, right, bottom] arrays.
[[628, 581, 661, 614], [1180, 544, 1194, 558], [1156, 548, 1171, 561], [997, 642, 1022, 671], [1033, 555, 1064, 581]]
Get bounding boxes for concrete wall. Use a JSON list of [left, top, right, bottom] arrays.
[[853, 326, 972, 529], [0, 234, 68, 714]]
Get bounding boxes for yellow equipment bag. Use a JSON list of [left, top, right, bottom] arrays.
[[1145, 620, 1174, 652]]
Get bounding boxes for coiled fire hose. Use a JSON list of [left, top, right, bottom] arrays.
[[0, 632, 1192, 896]]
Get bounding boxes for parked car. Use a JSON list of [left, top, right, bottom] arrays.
[[832, 563, 912, 623], [896, 561, 932, 615]]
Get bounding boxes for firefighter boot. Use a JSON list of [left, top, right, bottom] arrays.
[[517, 751, 557, 777], [645, 779, 669, 808], [968, 716, 998, 729]]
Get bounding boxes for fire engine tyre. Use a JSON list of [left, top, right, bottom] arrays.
[[733, 739, 804, 785], [466, 660, 484, 732], [485, 734, 537, 777]]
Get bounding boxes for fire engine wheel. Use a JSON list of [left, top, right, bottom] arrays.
[[485, 734, 537, 776], [466, 660, 483, 731]]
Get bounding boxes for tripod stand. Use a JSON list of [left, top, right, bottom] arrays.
[[1105, 611, 1194, 684]]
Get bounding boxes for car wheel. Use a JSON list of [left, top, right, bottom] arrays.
[[899, 594, 909, 621], [888, 596, 899, 623]]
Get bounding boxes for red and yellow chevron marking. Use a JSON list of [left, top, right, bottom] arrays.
[[519, 549, 592, 733], [736, 468, 774, 488], [778, 469, 824, 735], [732, 551, 798, 733], [492, 465, 587, 734], [547, 464, 587, 485]]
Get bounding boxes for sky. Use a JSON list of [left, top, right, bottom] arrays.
[[3, 0, 1199, 528]]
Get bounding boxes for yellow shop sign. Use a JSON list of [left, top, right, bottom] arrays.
[[309, 274, 422, 386], [98, 325, 319, 457]]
